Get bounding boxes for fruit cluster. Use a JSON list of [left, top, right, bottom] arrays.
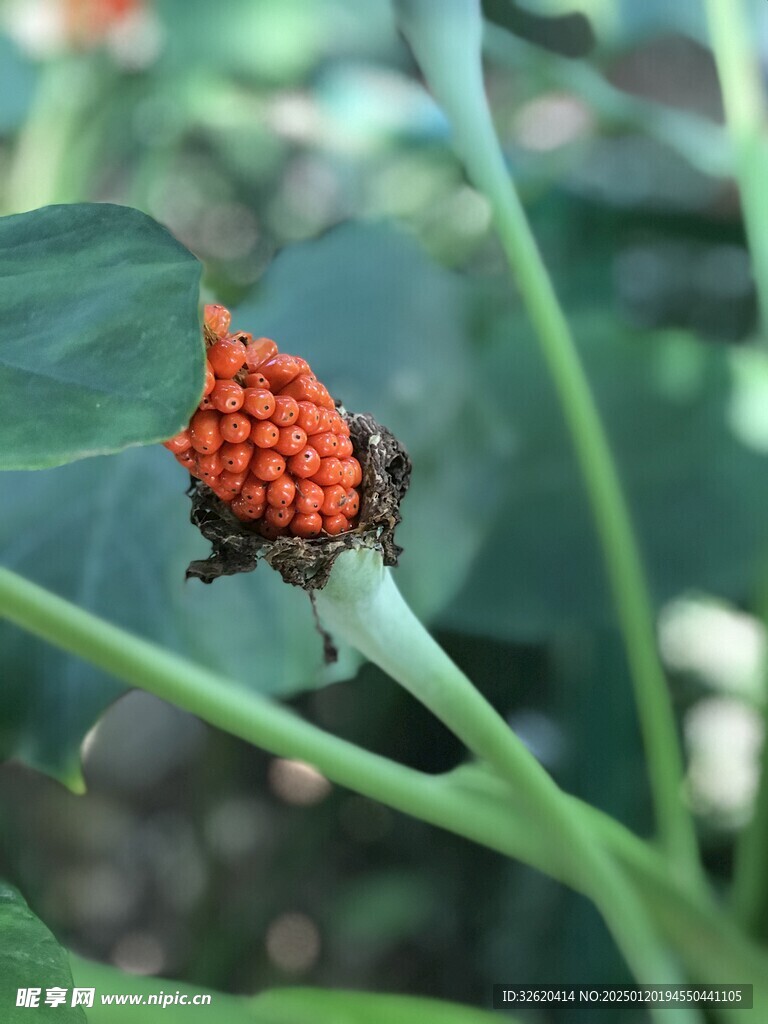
[[163, 305, 362, 539]]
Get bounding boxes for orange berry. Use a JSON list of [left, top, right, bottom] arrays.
[[274, 426, 307, 457], [190, 410, 223, 453], [265, 504, 295, 529], [321, 484, 347, 515], [204, 304, 231, 336], [290, 512, 322, 538], [287, 446, 321, 479], [211, 380, 244, 413], [296, 401, 321, 434], [175, 449, 197, 473], [323, 513, 348, 536], [295, 479, 324, 514], [328, 411, 346, 433], [244, 372, 269, 389], [231, 495, 265, 521], [245, 337, 278, 371], [197, 451, 223, 481], [271, 396, 299, 426], [198, 395, 215, 411], [204, 360, 216, 396], [267, 476, 296, 508], [218, 470, 247, 496], [312, 432, 339, 458], [220, 413, 251, 443], [313, 383, 335, 410], [163, 429, 192, 454], [315, 407, 333, 433], [336, 434, 354, 457], [344, 488, 360, 517], [293, 357, 313, 376], [279, 375, 324, 404], [341, 457, 362, 488], [310, 457, 343, 486], [251, 420, 280, 448], [207, 338, 247, 378], [242, 388, 276, 420], [219, 442, 253, 474], [259, 354, 303, 391], [241, 477, 267, 504], [251, 449, 286, 481]]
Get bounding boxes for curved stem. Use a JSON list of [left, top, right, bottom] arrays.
[[3, 56, 97, 215], [730, 689, 768, 934], [0, 563, 756, 1015], [393, 0, 699, 879], [704, 0, 768, 338], [315, 551, 687, 999], [447, 764, 768, 1024], [2, 562, 682, 1001]]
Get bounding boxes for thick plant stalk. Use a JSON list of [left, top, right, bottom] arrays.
[[393, 0, 699, 879], [730, 693, 768, 934], [315, 551, 690, 1004], [1, 561, 690, 1010], [4, 57, 96, 214], [704, 0, 768, 337]]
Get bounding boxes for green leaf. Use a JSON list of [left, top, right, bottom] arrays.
[[0, 223, 486, 783], [441, 316, 768, 638], [481, 0, 595, 58], [0, 203, 203, 470], [70, 956, 513, 1024], [0, 883, 85, 1024], [250, 988, 514, 1024], [0, 447, 356, 786]]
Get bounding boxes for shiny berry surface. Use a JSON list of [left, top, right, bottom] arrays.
[[220, 413, 251, 443], [207, 338, 247, 379], [164, 305, 360, 537], [210, 380, 244, 413]]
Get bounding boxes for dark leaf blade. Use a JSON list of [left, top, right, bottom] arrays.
[[0, 883, 86, 1023], [0, 203, 203, 470], [481, 0, 595, 59], [0, 447, 358, 786]]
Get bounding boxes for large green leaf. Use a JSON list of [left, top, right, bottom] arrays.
[[441, 315, 768, 638], [250, 988, 514, 1024], [0, 203, 203, 470], [0, 883, 85, 1024], [71, 955, 512, 1024], [0, 223, 486, 783], [0, 447, 357, 787]]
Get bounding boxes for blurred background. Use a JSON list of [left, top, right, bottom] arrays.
[[1, 1, 768, 1021]]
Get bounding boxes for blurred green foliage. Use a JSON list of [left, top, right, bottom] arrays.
[[1, 0, 767, 1020]]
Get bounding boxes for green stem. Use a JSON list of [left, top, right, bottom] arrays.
[[728, 701, 768, 935], [730, 573, 768, 935], [704, 0, 768, 337], [315, 552, 687, 1001], [394, 0, 699, 879], [447, 764, 768, 1023], [3, 56, 98, 215], [1, 562, 681, 1002]]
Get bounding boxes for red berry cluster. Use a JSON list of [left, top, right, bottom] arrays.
[[163, 305, 362, 539]]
